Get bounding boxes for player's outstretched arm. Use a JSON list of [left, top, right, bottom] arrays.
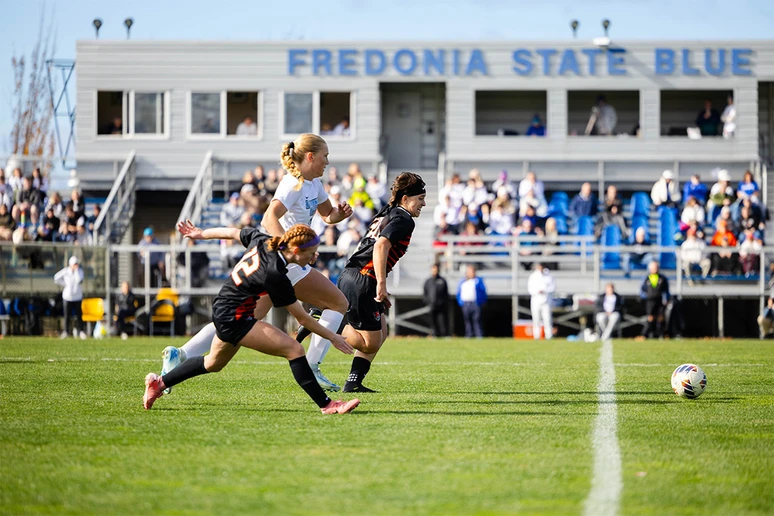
[[177, 220, 241, 241], [286, 302, 353, 354], [317, 199, 353, 225]]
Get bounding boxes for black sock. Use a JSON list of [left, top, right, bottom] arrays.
[[346, 356, 372, 385], [162, 356, 208, 389], [289, 357, 331, 408]]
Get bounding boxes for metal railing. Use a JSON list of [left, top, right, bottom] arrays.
[[92, 151, 136, 244], [436, 151, 447, 194], [178, 151, 214, 226]]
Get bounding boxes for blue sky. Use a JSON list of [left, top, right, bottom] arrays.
[[2, 0, 774, 160]]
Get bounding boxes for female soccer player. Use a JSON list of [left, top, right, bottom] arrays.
[[143, 222, 360, 414], [337, 172, 426, 392], [160, 133, 352, 391]]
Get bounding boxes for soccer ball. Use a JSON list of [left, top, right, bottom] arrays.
[[671, 364, 707, 399]]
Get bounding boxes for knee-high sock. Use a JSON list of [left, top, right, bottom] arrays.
[[289, 357, 331, 408], [162, 356, 208, 389], [306, 310, 344, 366], [180, 323, 217, 358]]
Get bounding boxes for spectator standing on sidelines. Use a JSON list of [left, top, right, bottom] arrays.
[[456, 264, 487, 338], [55, 256, 86, 340], [114, 281, 137, 340], [423, 264, 449, 337], [758, 294, 774, 339], [138, 227, 165, 288], [638, 261, 670, 340], [527, 263, 555, 340], [595, 283, 624, 341]]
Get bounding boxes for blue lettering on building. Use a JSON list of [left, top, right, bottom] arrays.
[[287, 47, 754, 76]]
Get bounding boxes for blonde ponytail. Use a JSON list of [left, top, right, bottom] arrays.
[[279, 133, 328, 192]]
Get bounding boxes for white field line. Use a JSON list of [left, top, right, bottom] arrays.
[[584, 339, 623, 516]]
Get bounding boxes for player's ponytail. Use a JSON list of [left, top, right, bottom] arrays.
[[266, 224, 320, 252], [280, 133, 327, 192]]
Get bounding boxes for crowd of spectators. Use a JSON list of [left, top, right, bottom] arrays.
[[434, 166, 768, 279], [218, 163, 386, 281], [0, 166, 101, 246]]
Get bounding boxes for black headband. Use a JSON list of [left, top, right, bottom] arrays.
[[394, 180, 426, 205], [287, 141, 295, 152]]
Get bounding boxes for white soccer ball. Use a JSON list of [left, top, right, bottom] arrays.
[[671, 364, 707, 399]]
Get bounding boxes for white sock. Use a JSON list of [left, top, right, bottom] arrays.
[[306, 310, 344, 366], [180, 322, 217, 359]]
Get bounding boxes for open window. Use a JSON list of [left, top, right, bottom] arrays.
[[97, 91, 124, 136], [226, 92, 259, 136], [97, 91, 167, 137], [660, 90, 732, 137], [475, 90, 547, 136], [281, 91, 354, 139], [567, 91, 640, 136]]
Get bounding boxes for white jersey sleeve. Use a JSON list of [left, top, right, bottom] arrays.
[[265, 174, 326, 231]]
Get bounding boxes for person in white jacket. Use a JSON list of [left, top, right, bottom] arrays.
[[54, 255, 86, 339], [651, 170, 681, 208], [721, 95, 736, 138], [527, 263, 555, 340]]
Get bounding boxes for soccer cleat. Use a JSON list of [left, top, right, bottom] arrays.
[[295, 307, 323, 343], [321, 398, 361, 414], [161, 346, 186, 394], [79, 331, 88, 340], [343, 382, 378, 393], [59, 331, 68, 340], [143, 373, 165, 410], [312, 365, 341, 392]]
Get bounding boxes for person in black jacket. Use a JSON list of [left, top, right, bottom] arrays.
[[423, 264, 449, 337], [114, 281, 137, 339], [595, 283, 624, 340], [639, 261, 670, 339]]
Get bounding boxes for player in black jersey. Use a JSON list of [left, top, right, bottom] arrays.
[[337, 172, 426, 392], [142, 222, 360, 415]]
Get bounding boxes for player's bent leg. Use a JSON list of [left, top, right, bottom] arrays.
[[161, 322, 217, 394], [343, 327, 384, 393], [238, 321, 359, 414]]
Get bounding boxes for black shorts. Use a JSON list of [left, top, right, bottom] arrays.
[[338, 268, 384, 332], [645, 300, 664, 317], [213, 315, 258, 346]]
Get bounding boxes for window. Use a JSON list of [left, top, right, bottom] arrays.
[[660, 90, 732, 137], [97, 91, 124, 135], [475, 91, 547, 136], [96, 91, 167, 137], [567, 91, 640, 136], [188, 91, 261, 138], [281, 91, 353, 138]]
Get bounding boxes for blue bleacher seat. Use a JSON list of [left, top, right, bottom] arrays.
[[630, 192, 652, 217], [658, 207, 678, 269], [553, 216, 568, 235], [602, 225, 622, 270], [575, 215, 594, 236], [548, 192, 569, 217]]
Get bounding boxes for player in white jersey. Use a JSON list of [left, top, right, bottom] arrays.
[[159, 133, 353, 391]]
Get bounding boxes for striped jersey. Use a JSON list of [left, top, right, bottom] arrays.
[[345, 205, 415, 279]]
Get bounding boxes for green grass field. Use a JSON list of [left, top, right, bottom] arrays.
[[0, 337, 772, 515]]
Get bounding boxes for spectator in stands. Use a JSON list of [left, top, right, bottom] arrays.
[[114, 281, 137, 340], [710, 235, 740, 276], [434, 194, 463, 235], [486, 199, 514, 236], [336, 221, 362, 261], [45, 192, 65, 220], [220, 237, 243, 270], [220, 192, 244, 227], [528, 263, 555, 340], [423, 263, 449, 337], [331, 116, 350, 136], [8, 168, 23, 197], [349, 180, 375, 210], [602, 184, 622, 212], [638, 261, 669, 340], [595, 203, 629, 241], [463, 203, 487, 233], [74, 219, 92, 246], [739, 228, 763, 277], [570, 182, 598, 218], [462, 176, 489, 213], [235, 115, 258, 136], [519, 189, 548, 219], [138, 227, 165, 288], [680, 229, 711, 282], [623, 227, 654, 278], [526, 114, 546, 137], [31, 168, 48, 196], [536, 217, 561, 270], [515, 218, 538, 268], [318, 225, 340, 273], [721, 95, 736, 138], [55, 256, 86, 340], [38, 207, 59, 242], [104, 116, 123, 135], [680, 196, 706, 230], [351, 196, 374, 230], [682, 174, 709, 206], [736, 170, 761, 204], [757, 294, 774, 338], [177, 237, 210, 288], [456, 264, 487, 338], [491, 170, 517, 200], [241, 170, 259, 191], [713, 206, 738, 235], [650, 170, 681, 208], [366, 175, 387, 210], [0, 176, 12, 211], [325, 167, 340, 189], [0, 204, 15, 241], [695, 99, 721, 136], [592, 95, 617, 136], [70, 190, 85, 219], [86, 204, 101, 236], [519, 171, 545, 200], [711, 219, 738, 247], [12, 176, 42, 225], [707, 169, 735, 216], [595, 283, 623, 341], [439, 173, 465, 208], [62, 203, 80, 229], [263, 168, 279, 195], [738, 205, 763, 235]]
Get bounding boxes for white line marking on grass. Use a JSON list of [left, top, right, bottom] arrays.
[[0, 357, 546, 367], [615, 363, 763, 367], [584, 339, 623, 516]]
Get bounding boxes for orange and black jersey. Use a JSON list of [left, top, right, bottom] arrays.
[[212, 228, 297, 322], [345, 205, 415, 279]]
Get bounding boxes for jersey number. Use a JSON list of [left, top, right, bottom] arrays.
[[231, 247, 260, 286], [364, 217, 384, 240]]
